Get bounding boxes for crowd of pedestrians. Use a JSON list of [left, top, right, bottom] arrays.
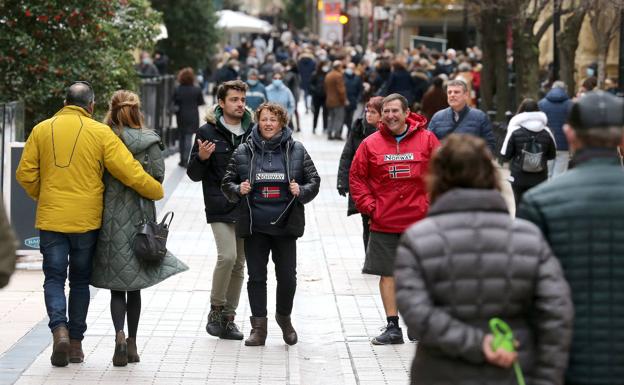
[[5, 24, 624, 385]]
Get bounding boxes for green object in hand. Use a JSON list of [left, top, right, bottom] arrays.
[[489, 317, 526, 385]]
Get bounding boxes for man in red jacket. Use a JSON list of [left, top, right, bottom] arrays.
[[350, 93, 440, 345]]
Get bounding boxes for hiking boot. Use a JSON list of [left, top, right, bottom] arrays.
[[407, 327, 418, 342], [126, 337, 140, 363], [69, 339, 84, 363], [112, 330, 128, 367], [371, 322, 404, 345], [220, 315, 244, 340], [275, 313, 298, 346], [245, 316, 268, 346], [205, 306, 224, 337], [50, 325, 70, 367]]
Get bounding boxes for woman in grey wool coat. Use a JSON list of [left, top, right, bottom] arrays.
[[395, 134, 573, 385], [91, 90, 188, 367]]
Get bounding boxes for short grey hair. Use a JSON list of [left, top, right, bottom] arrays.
[[446, 79, 468, 92], [552, 80, 567, 89], [65, 82, 94, 110]]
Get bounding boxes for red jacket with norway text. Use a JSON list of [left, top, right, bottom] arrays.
[[349, 112, 440, 233]]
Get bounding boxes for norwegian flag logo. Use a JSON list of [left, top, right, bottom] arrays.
[[388, 164, 411, 179], [261, 186, 281, 199]]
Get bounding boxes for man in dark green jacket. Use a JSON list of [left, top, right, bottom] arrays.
[[517, 91, 624, 385]]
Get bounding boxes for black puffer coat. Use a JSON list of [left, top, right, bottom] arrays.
[[221, 125, 320, 238], [187, 105, 253, 223], [395, 188, 573, 385], [336, 118, 377, 215]]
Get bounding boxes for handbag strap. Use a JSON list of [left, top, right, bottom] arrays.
[[138, 149, 157, 221], [159, 211, 175, 228]]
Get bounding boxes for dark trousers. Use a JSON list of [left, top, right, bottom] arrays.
[[511, 184, 533, 210], [312, 98, 328, 132], [40, 229, 99, 340], [361, 214, 370, 252], [179, 132, 194, 166], [344, 107, 356, 133], [244, 232, 297, 317]]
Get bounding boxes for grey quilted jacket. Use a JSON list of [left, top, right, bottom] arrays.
[[92, 127, 188, 291], [395, 188, 573, 385]]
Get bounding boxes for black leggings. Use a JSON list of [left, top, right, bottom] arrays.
[[110, 290, 141, 338], [245, 233, 297, 317]]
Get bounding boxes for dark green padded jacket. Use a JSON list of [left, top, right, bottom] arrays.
[[92, 127, 188, 291], [517, 149, 624, 385]]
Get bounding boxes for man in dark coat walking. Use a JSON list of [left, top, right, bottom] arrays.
[[518, 91, 624, 385], [538, 80, 573, 177], [187, 80, 253, 341], [428, 79, 496, 152]]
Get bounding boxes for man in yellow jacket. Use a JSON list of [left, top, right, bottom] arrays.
[[16, 81, 164, 367]]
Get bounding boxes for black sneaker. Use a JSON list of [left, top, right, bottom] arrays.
[[220, 316, 244, 340], [205, 306, 223, 336], [407, 327, 418, 342], [371, 323, 404, 345]]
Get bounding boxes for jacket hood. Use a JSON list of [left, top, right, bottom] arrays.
[[378, 111, 428, 138], [500, 111, 556, 155], [120, 127, 162, 155], [545, 87, 570, 103], [353, 117, 378, 137], [204, 104, 254, 126], [428, 188, 509, 216], [250, 124, 293, 150]]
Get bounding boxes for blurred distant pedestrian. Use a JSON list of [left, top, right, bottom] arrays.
[[310, 61, 329, 133], [325, 60, 347, 140], [421, 76, 448, 122], [538, 81, 573, 177], [0, 198, 16, 288], [245, 69, 268, 111], [173, 67, 205, 167]]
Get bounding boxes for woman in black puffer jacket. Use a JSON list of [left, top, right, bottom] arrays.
[[336, 96, 383, 251], [395, 134, 573, 385], [222, 102, 320, 347]]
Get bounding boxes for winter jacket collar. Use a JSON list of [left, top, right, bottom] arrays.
[[545, 87, 570, 103], [204, 104, 253, 129], [378, 112, 428, 140], [428, 188, 509, 217], [569, 147, 621, 169], [353, 118, 377, 137], [120, 127, 163, 155], [250, 124, 293, 151], [55, 105, 92, 118], [500, 111, 556, 154]]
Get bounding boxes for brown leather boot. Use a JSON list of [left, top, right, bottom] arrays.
[[275, 313, 298, 345], [244, 317, 267, 346], [126, 337, 140, 363], [69, 339, 84, 363], [50, 326, 70, 367], [112, 330, 128, 367]]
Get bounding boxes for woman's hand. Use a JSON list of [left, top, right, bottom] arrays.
[[482, 334, 517, 368], [239, 179, 251, 196], [289, 179, 300, 197]]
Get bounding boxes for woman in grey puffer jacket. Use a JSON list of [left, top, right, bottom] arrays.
[[395, 134, 573, 385]]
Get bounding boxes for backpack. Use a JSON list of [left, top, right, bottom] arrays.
[[520, 127, 545, 173]]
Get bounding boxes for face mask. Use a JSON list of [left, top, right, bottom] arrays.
[[319, 55, 328, 62], [322, 66, 329, 72], [142, 58, 151, 65], [586, 68, 595, 77], [233, 66, 240, 72], [272, 79, 283, 87], [345, 68, 353, 75], [247, 79, 258, 86]]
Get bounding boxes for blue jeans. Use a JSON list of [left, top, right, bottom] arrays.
[[40, 230, 98, 340]]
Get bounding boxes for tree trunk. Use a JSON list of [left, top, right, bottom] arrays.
[[479, 10, 496, 113], [513, 19, 540, 103], [558, 9, 586, 96], [597, 50, 608, 89]]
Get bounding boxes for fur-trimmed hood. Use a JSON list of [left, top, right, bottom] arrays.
[[204, 104, 255, 125]]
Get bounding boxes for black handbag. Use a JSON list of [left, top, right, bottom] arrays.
[[133, 198, 174, 263]]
